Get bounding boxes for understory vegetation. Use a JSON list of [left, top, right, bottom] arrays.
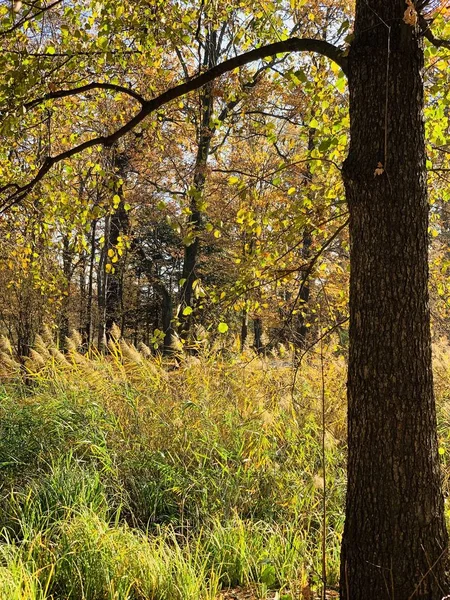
[[0, 333, 450, 599]]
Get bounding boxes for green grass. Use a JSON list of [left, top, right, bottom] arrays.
[[0, 335, 347, 599]]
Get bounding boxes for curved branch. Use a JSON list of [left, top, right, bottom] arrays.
[[0, 36, 347, 213], [25, 82, 146, 111]]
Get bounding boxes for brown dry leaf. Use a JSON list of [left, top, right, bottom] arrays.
[[403, 0, 418, 26], [374, 162, 384, 177]]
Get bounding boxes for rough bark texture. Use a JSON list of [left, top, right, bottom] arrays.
[[340, 1, 449, 598]]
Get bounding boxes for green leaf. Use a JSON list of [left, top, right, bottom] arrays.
[[97, 36, 108, 49], [46, 46, 56, 55], [218, 322, 229, 333], [182, 306, 193, 316]]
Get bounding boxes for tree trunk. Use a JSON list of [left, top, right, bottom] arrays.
[[103, 152, 130, 341], [294, 128, 314, 354], [179, 89, 213, 335], [340, 2, 448, 597], [240, 309, 248, 353], [59, 234, 72, 347], [154, 281, 175, 355], [97, 214, 110, 350], [105, 197, 129, 338], [179, 28, 218, 338], [294, 230, 311, 351], [84, 219, 97, 348], [254, 317, 263, 353]]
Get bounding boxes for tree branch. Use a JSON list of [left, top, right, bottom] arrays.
[[0, 0, 64, 38], [0, 36, 347, 213], [419, 15, 450, 50], [25, 82, 146, 111]]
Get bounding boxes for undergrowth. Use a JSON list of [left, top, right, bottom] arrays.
[[1, 331, 449, 598]]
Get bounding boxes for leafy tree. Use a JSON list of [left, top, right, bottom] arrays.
[[1, 0, 450, 597]]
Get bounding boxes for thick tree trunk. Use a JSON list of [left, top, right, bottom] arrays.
[[340, 1, 448, 598]]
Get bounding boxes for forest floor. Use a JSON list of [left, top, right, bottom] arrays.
[[0, 334, 449, 599]]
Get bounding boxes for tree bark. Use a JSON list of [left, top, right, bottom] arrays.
[[340, 1, 448, 597]]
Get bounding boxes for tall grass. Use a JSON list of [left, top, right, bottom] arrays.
[[11, 329, 448, 598]]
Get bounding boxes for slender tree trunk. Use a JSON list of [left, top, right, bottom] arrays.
[[294, 230, 311, 349], [59, 234, 72, 346], [240, 309, 248, 353], [78, 250, 87, 341], [154, 281, 175, 355], [179, 29, 218, 338], [340, 2, 448, 597], [104, 202, 128, 339], [254, 317, 263, 353], [179, 93, 212, 332], [85, 219, 97, 348], [105, 192, 129, 339], [294, 129, 314, 353], [97, 214, 109, 350]]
